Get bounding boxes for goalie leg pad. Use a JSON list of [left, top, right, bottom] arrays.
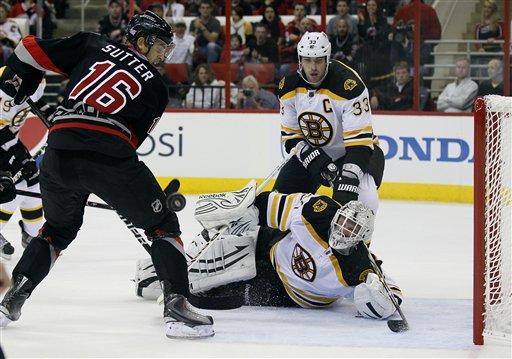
[[134, 258, 161, 300], [194, 180, 258, 234], [187, 228, 259, 294]]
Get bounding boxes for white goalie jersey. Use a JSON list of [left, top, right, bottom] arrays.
[[277, 60, 375, 159], [260, 191, 401, 308]]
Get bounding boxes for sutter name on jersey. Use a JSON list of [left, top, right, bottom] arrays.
[[101, 44, 154, 82]]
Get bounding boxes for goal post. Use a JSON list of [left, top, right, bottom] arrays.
[[473, 95, 512, 345]]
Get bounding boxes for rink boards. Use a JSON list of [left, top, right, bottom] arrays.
[[20, 111, 474, 203]]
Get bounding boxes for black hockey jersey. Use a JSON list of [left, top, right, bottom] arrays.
[[7, 33, 169, 157]]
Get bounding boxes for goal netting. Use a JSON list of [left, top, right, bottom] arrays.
[[473, 95, 512, 345]]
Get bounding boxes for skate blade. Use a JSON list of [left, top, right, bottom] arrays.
[[165, 322, 215, 339]]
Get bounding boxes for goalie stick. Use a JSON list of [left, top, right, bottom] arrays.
[[363, 242, 409, 333]]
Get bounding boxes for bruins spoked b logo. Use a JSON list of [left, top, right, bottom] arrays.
[[298, 112, 332, 146], [291, 244, 316, 282]]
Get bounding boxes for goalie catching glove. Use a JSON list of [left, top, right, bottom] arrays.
[[354, 272, 400, 320]]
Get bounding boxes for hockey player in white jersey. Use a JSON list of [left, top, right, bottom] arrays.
[[136, 183, 402, 320], [275, 32, 384, 214], [0, 66, 47, 259]]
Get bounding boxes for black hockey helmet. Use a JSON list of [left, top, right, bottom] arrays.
[[126, 11, 174, 48]]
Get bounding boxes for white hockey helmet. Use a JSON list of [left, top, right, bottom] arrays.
[[329, 201, 375, 255], [297, 31, 331, 85]]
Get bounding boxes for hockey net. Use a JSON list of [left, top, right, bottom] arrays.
[[473, 95, 512, 345]]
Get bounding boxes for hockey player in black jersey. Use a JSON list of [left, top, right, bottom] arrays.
[[0, 11, 214, 339], [275, 32, 385, 214]]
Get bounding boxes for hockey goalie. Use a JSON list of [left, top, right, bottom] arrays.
[[135, 180, 403, 320]]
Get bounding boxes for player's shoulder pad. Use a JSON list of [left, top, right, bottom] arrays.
[[323, 60, 366, 99], [301, 195, 340, 240], [277, 70, 301, 100]]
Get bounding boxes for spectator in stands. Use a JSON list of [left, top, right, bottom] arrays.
[[436, 58, 478, 112], [148, 2, 165, 19], [474, 0, 503, 53], [477, 58, 504, 97], [254, 0, 290, 16], [326, 0, 358, 43], [246, 22, 279, 64], [236, 75, 279, 110], [370, 61, 428, 111], [473, 0, 504, 77], [190, 0, 222, 64], [185, 64, 234, 109], [231, 6, 253, 44], [389, 24, 433, 87], [0, 2, 21, 66], [163, 0, 185, 21], [220, 0, 253, 16], [185, 0, 202, 17], [9, 0, 38, 36], [260, 5, 285, 46], [330, 18, 359, 67], [285, 2, 306, 42], [165, 17, 195, 67], [96, 0, 129, 43], [392, 0, 441, 42], [305, 0, 321, 15], [357, 0, 390, 43], [222, 33, 247, 64]]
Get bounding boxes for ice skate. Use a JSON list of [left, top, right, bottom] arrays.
[[0, 233, 14, 260], [161, 280, 214, 339], [0, 275, 32, 327], [19, 220, 35, 248]]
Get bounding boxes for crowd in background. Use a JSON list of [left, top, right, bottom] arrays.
[[0, 0, 508, 111]]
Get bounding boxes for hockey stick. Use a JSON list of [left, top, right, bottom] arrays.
[[362, 242, 409, 333]]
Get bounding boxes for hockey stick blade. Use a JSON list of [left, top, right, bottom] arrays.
[[387, 319, 409, 333]]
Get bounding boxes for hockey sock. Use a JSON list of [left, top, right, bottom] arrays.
[[12, 236, 59, 293], [151, 238, 190, 297]]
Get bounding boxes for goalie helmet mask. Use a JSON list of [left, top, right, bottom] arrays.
[[126, 10, 175, 57], [297, 31, 331, 86], [329, 201, 375, 255]]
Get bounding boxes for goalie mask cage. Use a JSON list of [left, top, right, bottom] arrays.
[[474, 95, 512, 345]]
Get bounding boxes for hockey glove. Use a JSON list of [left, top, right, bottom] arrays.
[[0, 66, 43, 105], [296, 143, 333, 179], [354, 272, 396, 320], [20, 159, 39, 186], [332, 176, 359, 205], [332, 163, 363, 205], [0, 171, 15, 203]]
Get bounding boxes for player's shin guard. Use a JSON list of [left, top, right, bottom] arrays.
[[150, 236, 189, 297], [12, 234, 60, 295]]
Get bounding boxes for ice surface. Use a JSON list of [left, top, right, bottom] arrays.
[[0, 196, 510, 358]]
